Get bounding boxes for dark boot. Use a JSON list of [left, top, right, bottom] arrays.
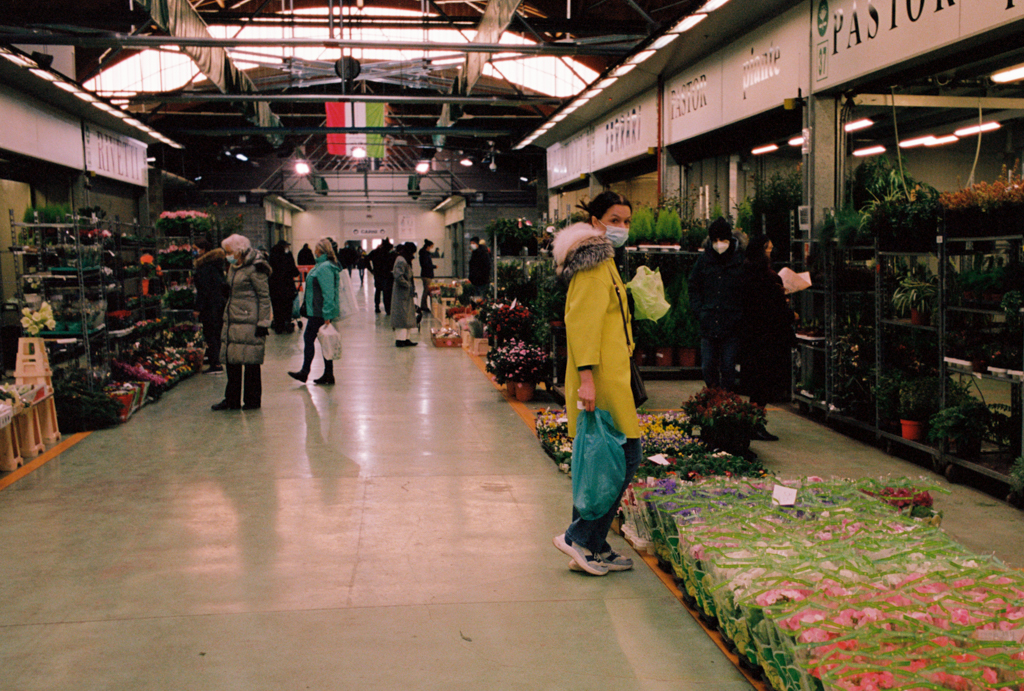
[[288, 371, 309, 383]]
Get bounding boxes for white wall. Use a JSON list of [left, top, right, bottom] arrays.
[[292, 207, 451, 275]]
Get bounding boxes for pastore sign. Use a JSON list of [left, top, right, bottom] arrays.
[[592, 92, 657, 171], [83, 123, 148, 187], [814, 0, 1024, 91]]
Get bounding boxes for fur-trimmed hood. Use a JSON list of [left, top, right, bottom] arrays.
[[552, 222, 614, 282], [195, 247, 226, 269]]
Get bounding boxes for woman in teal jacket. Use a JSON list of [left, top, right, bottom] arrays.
[[289, 238, 341, 385]]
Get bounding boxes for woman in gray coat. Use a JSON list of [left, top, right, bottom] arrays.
[[212, 234, 272, 411], [391, 242, 418, 347]]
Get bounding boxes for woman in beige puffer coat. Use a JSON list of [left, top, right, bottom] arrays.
[[212, 234, 272, 411]]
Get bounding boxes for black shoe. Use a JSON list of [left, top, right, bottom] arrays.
[[752, 426, 779, 442], [204, 366, 223, 374], [401, 339, 417, 347], [288, 371, 308, 383], [242, 403, 261, 410], [416, 311, 423, 325], [211, 400, 240, 411], [313, 375, 335, 385], [396, 340, 408, 347], [375, 307, 381, 314]]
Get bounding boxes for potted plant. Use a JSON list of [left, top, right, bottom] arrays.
[[485, 339, 550, 401], [892, 275, 938, 325], [1008, 456, 1024, 507], [483, 302, 533, 345], [632, 318, 657, 366], [654, 208, 683, 245], [927, 400, 991, 459], [681, 387, 766, 457], [487, 217, 537, 256], [629, 207, 655, 246], [898, 377, 941, 441]]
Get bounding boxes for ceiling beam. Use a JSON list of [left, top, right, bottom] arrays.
[[175, 126, 512, 136], [854, 94, 1024, 109], [0, 31, 631, 56], [126, 92, 563, 105]]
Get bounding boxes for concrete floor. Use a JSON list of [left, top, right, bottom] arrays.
[[1, 280, 1022, 690]]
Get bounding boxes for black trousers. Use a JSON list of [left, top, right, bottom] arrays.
[[270, 291, 295, 331], [224, 363, 262, 407], [201, 314, 223, 367], [299, 316, 333, 377]]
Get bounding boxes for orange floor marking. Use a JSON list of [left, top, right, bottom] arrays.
[[0, 432, 90, 491]]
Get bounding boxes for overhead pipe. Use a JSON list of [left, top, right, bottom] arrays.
[[126, 92, 564, 105], [175, 126, 512, 136]]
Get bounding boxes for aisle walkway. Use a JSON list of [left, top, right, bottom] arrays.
[[2, 280, 1023, 690]]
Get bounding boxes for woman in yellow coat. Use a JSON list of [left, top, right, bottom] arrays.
[[551, 191, 642, 576]]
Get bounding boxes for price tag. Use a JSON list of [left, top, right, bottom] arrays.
[[772, 484, 799, 506], [647, 454, 670, 466]]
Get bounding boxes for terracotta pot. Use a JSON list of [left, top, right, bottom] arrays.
[[633, 349, 651, 366], [900, 419, 925, 441], [141, 278, 150, 295], [909, 309, 927, 326], [511, 381, 535, 402], [676, 347, 698, 368], [653, 347, 674, 367]]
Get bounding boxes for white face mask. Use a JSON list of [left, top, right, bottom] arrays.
[[470, 243, 478, 250], [712, 240, 730, 254], [604, 225, 629, 248]]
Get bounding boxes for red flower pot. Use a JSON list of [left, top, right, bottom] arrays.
[[676, 347, 698, 368], [654, 347, 674, 367], [900, 419, 925, 441]]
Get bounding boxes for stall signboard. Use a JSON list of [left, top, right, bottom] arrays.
[[665, 3, 807, 146], [813, 0, 1024, 91], [721, 3, 809, 122], [0, 86, 84, 171], [351, 227, 388, 237], [666, 57, 723, 146], [547, 129, 593, 189], [83, 123, 148, 187], [591, 91, 657, 172]]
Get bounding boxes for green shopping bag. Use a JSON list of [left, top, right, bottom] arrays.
[[626, 265, 671, 321], [571, 409, 627, 520]]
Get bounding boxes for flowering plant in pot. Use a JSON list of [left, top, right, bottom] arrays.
[[482, 302, 533, 345], [486, 338, 550, 385], [681, 387, 766, 456]]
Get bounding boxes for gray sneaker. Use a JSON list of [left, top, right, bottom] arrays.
[[568, 549, 633, 572], [553, 534, 608, 575]]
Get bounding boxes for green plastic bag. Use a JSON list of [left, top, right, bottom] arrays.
[[627, 266, 671, 321], [571, 409, 627, 520]]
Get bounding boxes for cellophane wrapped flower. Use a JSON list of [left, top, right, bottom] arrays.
[[20, 302, 57, 335]]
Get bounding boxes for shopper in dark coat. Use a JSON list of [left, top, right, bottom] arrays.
[[296, 243, 315, 265], [213, 234, 272, 411], [689, 217, 746, 392], [268, 240, 300, 333], [468, 236, 491, 296], [368, 239, 394, 314], [417, 239, 436, 315], [741, 234, 796, 441], [391, 242, 418, 346], [193, 239, 227, 373]]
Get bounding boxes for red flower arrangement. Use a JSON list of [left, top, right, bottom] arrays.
[[483, 302, 534, 344]]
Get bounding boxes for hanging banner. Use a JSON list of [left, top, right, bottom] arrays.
[[592, 91, 657, 172], [83, 123, 148, 187], [325, 102, 386, 158], [813, 0, 1024, 91]]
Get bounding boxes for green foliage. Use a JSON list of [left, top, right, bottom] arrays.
[[748, 171, 801, 256], [52, 370, 123, 432], [1009, 456, 1024, 499], [898, 376, 943, 421], [22, 204, 72, 225], [892, 275, 938, 318], [927, 400, 991, 445], [486, 217, 536, 243], [654, 208, 683, 244], [495, 260, 534, 305], [629, 206, 656, 245], [685, 222, 708, 251], [852, 157, 940, 248]]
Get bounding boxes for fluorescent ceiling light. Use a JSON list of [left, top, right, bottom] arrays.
[[925, 134, 959, 146], [294, 161, 311, 175], [54, 82, 79, 94], [146, 157, 156, 163], [853, 145, 886, 157], [612, 64, 636, 78], [235, 152, 248, 161], [627, 51, 654, 65], [652, 35, 679, 49], [899, 135, 934, 148], [844, 118, 873, 132], [670, 14, 707, 33], [2, 52, 34, 67], [460, 156, 473, 167], [992, 63, 1024, 83], [29, 68, 57, 81], [699, 0, 731, 11], [74, 92, 98, 103], [751, 144, 779, 155], [954, 122, 1001, 137], [597, 78, 617, 89], [788, 136, 804, 147], [551, 112, 568, 122], [352, 146, 367, 158], [415, 161, 431, 174], [520, 177, 529, 182]]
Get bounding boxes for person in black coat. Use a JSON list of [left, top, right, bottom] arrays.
[[741, 234, 796, 441], [689, 217, 746, 392], [368, 239, 394, 314], [418, 239, 436, 316], [268, 240, 300, 333], [468, 236, 491, 296], [296, 243, 315, 265], [193, 238, 228, 373]]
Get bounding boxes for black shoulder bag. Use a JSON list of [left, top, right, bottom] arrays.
[[609, 268, 648, 408]]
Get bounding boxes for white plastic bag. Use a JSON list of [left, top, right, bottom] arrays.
[[317, 322, 344, 360], [626, 266, 671, 321], [336, 270, 359, 321]]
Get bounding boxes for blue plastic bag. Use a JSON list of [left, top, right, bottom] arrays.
[[571, 409, 627, 520]]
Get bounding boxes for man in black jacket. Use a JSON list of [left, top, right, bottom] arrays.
[[418, 239, 436, 317], [193, 238, 228, 373], [468, 236, 491, 297], [367, 239, 394, 314], [688, 217, 746, 391]]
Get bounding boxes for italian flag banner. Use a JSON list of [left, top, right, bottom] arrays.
[[325, 102, 385, 159]]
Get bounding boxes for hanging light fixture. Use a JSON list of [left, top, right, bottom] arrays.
[[294, 161, 311, 175], [844, 119, 874, 133], [853, 145, 886, 157], [751, 144, 779, 155]]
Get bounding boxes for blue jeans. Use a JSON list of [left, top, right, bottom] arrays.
[[701, 336, 740, 392], [565, 437, 642, 554]]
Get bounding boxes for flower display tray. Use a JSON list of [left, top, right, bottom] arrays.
[[431, 332, 461, 347]]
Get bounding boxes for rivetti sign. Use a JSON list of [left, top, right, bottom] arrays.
[[813, 0, 1024, 91], [83, 122, 148, 187], [547, 129, 593, 189], [592, 92, 657, 171]]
